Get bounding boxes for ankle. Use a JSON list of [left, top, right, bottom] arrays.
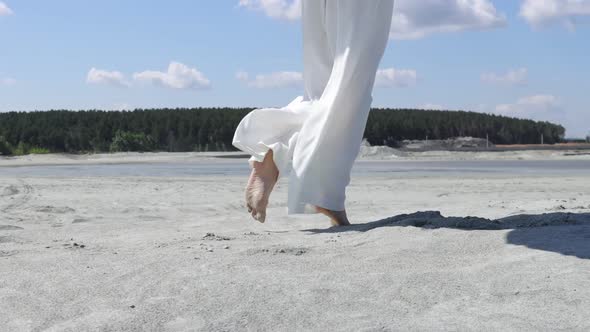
[[253, 151, 278, 176]]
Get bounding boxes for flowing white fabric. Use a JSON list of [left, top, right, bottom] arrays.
[[233, 0, 394, 214]]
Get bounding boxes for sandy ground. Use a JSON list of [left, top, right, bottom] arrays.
[[2, 152, 590, 331]]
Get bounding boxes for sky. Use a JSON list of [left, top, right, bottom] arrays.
[[1, 0, 589, 138]]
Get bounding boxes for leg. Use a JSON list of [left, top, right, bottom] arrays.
[[302, 0, 350, 226], [288, 0, 394, 224], [316, 206, 350, 226], [302, 0, 333, 101], [233, 0, 334, 223]]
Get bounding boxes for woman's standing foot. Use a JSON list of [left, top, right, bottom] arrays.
[[316, 206, 351, 226]]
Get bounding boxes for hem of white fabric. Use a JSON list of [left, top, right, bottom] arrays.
[[287, 195, 345, 215], [233, 140, 268, 168], [287, 203, 319, 215]]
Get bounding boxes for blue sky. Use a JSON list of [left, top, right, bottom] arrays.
[[1, 0, 589, 137]]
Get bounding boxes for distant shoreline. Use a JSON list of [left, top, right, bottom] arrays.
[[2, 147, 590, 168], [402, 143, 590, 153]]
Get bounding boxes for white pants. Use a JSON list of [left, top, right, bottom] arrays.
[[233, 0, 394, 214]]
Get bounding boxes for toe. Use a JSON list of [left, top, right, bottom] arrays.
[[254, 211, 266, 223]]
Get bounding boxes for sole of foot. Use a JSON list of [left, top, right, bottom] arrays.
[[245, 150, 279, 223]]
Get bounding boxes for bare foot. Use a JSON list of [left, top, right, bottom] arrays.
[[245, 150, 279, 223], [316, 206, 351, 227]]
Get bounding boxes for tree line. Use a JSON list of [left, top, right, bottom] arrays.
[[366, 108, 565, 147], [0, 107, 565, 155]]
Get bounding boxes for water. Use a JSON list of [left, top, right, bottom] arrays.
[[1, 159, 590, 177]]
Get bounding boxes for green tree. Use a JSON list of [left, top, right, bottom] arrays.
[[0, 136, 12, 155], [109, 131, 157, 152]]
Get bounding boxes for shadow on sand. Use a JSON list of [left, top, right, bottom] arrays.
[[303, 211, 590, 259]]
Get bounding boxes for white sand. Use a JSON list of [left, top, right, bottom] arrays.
[[2, 153, 590, 330], [0, 152, 247, 167]]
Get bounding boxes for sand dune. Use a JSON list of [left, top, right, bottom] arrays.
[[1, 159, 590, 330]]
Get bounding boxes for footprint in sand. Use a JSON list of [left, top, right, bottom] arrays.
[[274, 247, 308, 256], [1, 185, 19, 197], [137, 215, 165, 222], [35, 206, 76, 214], [202, 233, 232, 241], [0, 236, 15, 244], [1, 181, 34, 215], [251, 246, 309, 256], [0, 250, 18, 257], [0, 225, 23, 231]]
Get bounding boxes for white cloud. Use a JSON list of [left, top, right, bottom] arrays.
[[496, 95, 558, 113], [481, 68, 528, 86], [236, 68, 415, 89], [87, 63, 211, 90], [86, 68, 130, 87], [494, 95, 590, 138], [1, 77, 15, 86], [520, 0, 590, 27], [238, 0, 506, 39], [495, 95, 563, 123], [235, 70, 249, 81], [1, 77, 16, 86], [237, 70, 302, 88], [0, 2, 13, 16], [418, 103, 445, 110], [375, 68, 417, 88], [112, 102, 132, 111], [238, 0, 301, 21], [391, 0, 506, 39], [133, 62, 211, 90]]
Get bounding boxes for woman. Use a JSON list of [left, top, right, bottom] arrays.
[[233, 0, 394, 226]]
